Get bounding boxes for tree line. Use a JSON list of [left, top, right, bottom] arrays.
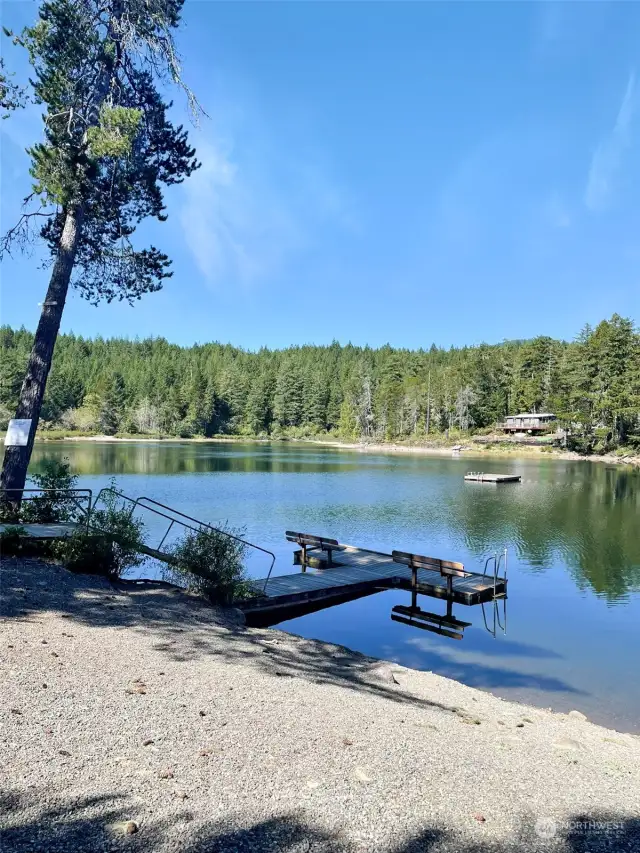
[[1, 314, 639, 452]]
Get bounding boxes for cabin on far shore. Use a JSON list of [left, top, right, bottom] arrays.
[[501, 413, 557, 434]]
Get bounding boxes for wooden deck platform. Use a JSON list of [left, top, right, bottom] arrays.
[[241, 545, 506, 617], [464, 473, 521, 483], [0, 522, 176, 565], [0, 522, 80, 538]]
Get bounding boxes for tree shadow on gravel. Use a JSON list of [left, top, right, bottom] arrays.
[[0, 788, 166, 852], [0, 559, 464, 716], [1, 559, 583, 712], [2, 791, 638, 853]]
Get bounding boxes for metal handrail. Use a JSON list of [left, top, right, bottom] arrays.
[[482, 548, 508, 595], [482, 554, 497, 578], [92, 488, 277, 588], [133, 495, 277, 584], [480, 548, 508, 638], [1, 488, 93, 528]]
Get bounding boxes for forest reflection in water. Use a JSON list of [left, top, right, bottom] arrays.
[[30, 440, 640, 603], [27, 440, 640, 730]]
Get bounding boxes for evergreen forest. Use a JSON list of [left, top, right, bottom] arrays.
[[1, 314, 639, 452]]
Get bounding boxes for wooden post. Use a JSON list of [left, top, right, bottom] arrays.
[[301, 542, 307, 572], [411, 564, 417, 609]]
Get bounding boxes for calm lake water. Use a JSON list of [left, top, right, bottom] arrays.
[[29, 440, 640, 732]]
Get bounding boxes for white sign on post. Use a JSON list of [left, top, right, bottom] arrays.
[[4, 419, 32, 447]]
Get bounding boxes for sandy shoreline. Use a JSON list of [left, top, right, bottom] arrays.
[[308, 438, 640, 467], [2, 558, 639, 852], [30, 433, 640, 468]]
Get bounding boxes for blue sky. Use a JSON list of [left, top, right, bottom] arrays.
[[1, 1, 639, 350]]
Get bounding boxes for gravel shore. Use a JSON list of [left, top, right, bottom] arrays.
[[2, 558, 639, 853]]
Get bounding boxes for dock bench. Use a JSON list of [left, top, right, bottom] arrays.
[[392, 550, 470, 598], [286, 531, 340, 569]]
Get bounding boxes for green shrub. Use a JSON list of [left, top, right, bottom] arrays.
[[54, 485, 146, 579], [566, 433, 593, 455], [471, 426, 495, 436], [53, 531, 119, 576], [625, 434, 640, 451], [164, 525, 251, 605], [0, 525, 29, 556], [21, 458, 81, 523], [0, 501, 20, 524]]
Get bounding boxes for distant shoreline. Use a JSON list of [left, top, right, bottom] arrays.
[[309, 438, 640, 467], [28, 432, 640, 467]]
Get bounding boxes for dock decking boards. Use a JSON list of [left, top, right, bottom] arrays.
[[0, 522, 81, 538], [241, 545, 506, 616]]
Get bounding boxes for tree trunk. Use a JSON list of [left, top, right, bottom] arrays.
[[1, 206, 84, 505]]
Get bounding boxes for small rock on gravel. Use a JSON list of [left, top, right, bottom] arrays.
[[553, 737, 584, 751]]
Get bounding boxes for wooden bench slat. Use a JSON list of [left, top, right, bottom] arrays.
[[286, 531, 339, 547], [392, 550, 466, 578]]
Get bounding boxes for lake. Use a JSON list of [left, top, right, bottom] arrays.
[[29, 440, 640, 733]]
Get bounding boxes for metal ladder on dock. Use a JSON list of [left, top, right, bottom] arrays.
[[481, 548, 508, 637]]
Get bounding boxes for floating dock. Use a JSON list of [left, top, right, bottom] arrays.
[[240, 544, 506, 620], [464, 472, 521, 483]]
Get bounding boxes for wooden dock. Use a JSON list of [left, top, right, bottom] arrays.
[[240, 544, 506, 618], [464, 472, 521, 483], [0, 522, 80, 538], [2, 519, 507, 631]]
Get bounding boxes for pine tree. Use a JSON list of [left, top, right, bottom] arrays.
[[97, 372, 126, 435], [589, 315, 638, 443], [305, 371, 329, 430], [454, 386, 477, 432], [0, 55, 26, 117], [274, 360, 305, 429], [245, 370, 273, 436], [0, 314, 637, 450], [1, 0, 199, 503]]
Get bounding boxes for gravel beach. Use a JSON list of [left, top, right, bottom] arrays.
[[2, 558, 639, 853]]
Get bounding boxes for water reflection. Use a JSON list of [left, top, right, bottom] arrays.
[[391, 602, 473, 640], [25, 440, 640, 730], [29, 441, 640, 602], [30, 441, 364, 475], [451, 465, 640, 601]]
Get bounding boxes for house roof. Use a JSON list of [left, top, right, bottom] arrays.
[[507, 413, 556, 419]]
